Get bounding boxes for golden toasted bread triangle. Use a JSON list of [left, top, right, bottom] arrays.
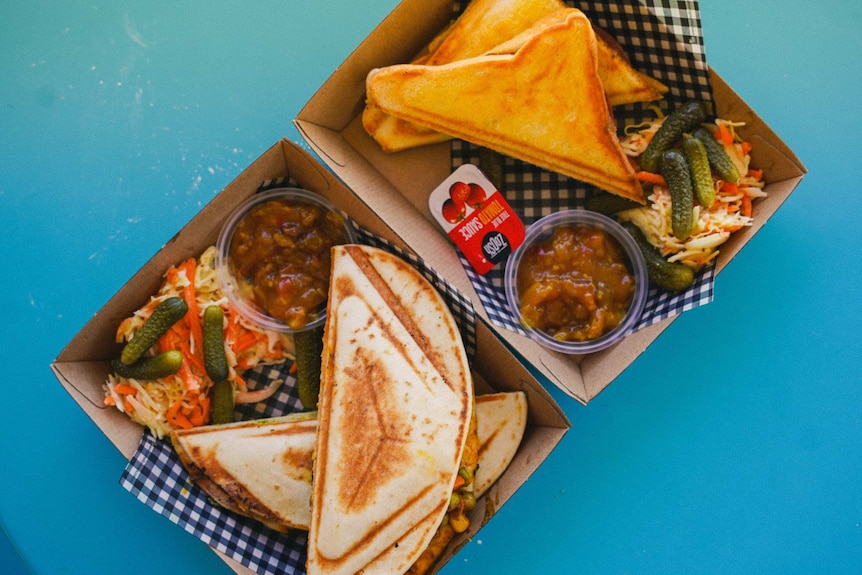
[[362, 2, 666, 153], [366, 11, 644, 203], [362, 0, 567, 152], [307, 244, 473, 575]]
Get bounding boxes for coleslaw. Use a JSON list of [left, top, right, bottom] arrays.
[[618, 115, 767, 270], [104, 246, 294, 439]]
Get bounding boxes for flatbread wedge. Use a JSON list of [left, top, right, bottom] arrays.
[[170, 412, 318, 532], [366, 10, 644, 203], [473, 391, 528, 496], [307, 244, 474, 575]]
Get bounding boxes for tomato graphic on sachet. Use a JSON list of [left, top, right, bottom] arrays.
[[430, 164, 525, 275]]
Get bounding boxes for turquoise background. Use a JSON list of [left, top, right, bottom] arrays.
[[2, 1, 860, 573]]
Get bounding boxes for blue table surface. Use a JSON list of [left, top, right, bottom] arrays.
[[2, 1, 860, 573]]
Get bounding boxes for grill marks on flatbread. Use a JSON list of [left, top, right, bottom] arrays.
[[340, 244, 465, 396]]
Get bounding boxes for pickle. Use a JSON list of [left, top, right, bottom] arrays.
[[621, 222, 695, 292], [112, 350, 183, 380], [639, 100, 710, 173], [202, 305, 229, 383], [585, 192, 643, 215], [693, 126, 740, 184], [120, 296, 188, 365], [682, 135, 716, 208], [294, 324, 324, 410], [210, 379, 235, 425], [660, 149, 694, 240]]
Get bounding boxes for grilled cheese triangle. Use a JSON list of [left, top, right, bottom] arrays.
[[362, 2, 666, 152], [366, 10, 644, 203]]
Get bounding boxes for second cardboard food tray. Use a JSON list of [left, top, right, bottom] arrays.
[[294, 0, 805, 403]]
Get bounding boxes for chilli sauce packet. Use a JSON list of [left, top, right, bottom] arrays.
[[429, 164, 525, 275]]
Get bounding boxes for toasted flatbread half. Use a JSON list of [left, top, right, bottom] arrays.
[[170, 412, 317, 532], [307, 244, 473, 575], [366, 11, 644, 203]]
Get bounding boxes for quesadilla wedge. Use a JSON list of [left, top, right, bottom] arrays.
[[366, 10, 644, 203], [170, 411, 317, 532], [307, 244, 474, 575], [473, 391, 528, 496]]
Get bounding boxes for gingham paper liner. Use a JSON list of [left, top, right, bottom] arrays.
[[448, 0, 717, 338], [121, 179, 477, 575]]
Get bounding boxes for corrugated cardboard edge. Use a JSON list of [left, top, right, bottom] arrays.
[[293, 0, 806, 403], [50, 138, 569, 575]]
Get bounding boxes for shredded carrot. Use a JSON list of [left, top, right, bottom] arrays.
[[289, 361, 298, 374], [104, 396, 116, 406], [741, 195, 753, 218], [716, 124, 733, 146], [741, 141, 753, 156], [113, 383, 138, 396], [237, 332, 266, 355], [188, 401, 206, 427], [178, 340, 207, 376], [636, 171, 667, 187], [170, 412, 193, 430], [748, 168, 763, 180], [199, 395, 211, 422], [721, 181, 740, 195], [123, 400, 135, 413], [167, 399, 182, 419], [225, 311, 243, 346]]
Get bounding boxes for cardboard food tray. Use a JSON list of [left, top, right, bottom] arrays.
[[294, 0, 806, 404], [51, 139, 570, 575]]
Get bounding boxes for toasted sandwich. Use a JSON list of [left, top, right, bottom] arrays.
[[363, 1, 666, 152], [366, 10, 644, 203], [363, 0, 567, 153]]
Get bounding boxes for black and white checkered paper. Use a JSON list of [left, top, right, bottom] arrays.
[[122, 2, 713, 573]]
